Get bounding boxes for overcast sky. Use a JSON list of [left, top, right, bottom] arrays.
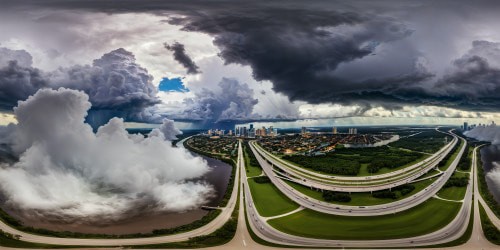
[[1, 0, 500, 128]]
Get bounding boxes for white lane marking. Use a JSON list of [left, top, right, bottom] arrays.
[[243, 239, 247, 246]]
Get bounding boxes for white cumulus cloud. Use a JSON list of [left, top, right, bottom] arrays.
[[0, 88, 213, 220]]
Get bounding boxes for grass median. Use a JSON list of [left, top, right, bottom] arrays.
[[268, 198, 461, 240], [247, 177, 299, 217], [284, 177, 436, 206]]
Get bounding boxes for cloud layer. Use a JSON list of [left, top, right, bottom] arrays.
[[0, 47, 160, 126], [0, 88, 212, 220]]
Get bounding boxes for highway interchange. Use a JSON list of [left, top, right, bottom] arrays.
[[0, 133, 499, 249], [249, 129, 459, 192], [248, 131, 467, 216]]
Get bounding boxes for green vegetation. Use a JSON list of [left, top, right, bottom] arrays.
[[268, 198, 461, 240], [243, 141, 262, 177], [248, 177, 299, 217], [372, 184, 415, 199], [0, 230, 62, 248], [479, 203, 500, 245], [284, 178, 435, 206], [438, 139, 463, 171], [389, 130, 450, 153], [477, 148, 500, 219], [185, 136, 237, 157], [282, 145, 422, 176], [322, 191, 351, 202], [253, 176, 270, 183], [457, 142, 471, 171], [444, 176, 469, 188], [422, 203, 474, 248], [436, 186, 466, 201]]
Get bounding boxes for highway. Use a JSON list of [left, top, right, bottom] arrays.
[[254, 128, 455, 183], [242, 144, 499, 248], [0, 140, 498, 249], [248, 134, 466, 216], [250, 132, 459, 192], [0, 141, 242, 246]]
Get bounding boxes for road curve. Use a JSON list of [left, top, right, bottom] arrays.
[[251, 131, 458, 192], [255, 128, 454, 182], [0, 141, 242, 246], [249, 134, 466, 216], [242, 144, 477, 248]]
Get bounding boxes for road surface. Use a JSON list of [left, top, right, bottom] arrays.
[[248, 135, 466, 216]]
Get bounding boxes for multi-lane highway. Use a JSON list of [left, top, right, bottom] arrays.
[[254, 128, 455, 183], [0, 141, 242, 246], [242, 144, 498, 249], [250, 130, 459, 192], [248, 133, 466, 216]]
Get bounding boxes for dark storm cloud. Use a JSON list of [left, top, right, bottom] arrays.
[[0, 47, 160, 125], [176, 78, 258, 122], [4, 0, 500, 113], [164, 42, 200, 74]]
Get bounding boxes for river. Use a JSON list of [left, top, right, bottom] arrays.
[[479, 144, 500, 203]]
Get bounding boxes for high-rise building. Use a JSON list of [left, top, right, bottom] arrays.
[[464, 122, 469, 131], [250, 124, 254, 130], [301, 127, 307, 135], [228, 130, 233, 136], [333, 127, 337, 134]]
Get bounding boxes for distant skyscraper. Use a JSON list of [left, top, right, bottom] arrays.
[[250, 124, 254, 130], [301, 127, 307, 134], [333, 127, 337, 134], [464, 122, 469, 131]]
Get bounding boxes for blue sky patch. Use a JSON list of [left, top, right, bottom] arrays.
[[158, 77, 189, 92]]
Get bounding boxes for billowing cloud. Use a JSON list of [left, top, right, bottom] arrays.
[[174, 78, 258, 123], [164, 42, 200, 74], [0, 88, 212, 220], [0, 47, 160, 126], [465, 124, 500, 144]]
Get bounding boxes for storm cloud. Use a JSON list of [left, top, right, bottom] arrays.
[[164, 42, 200, 74], [0, 47, 160, 126], [2, 0, 500, 118], [176, 78, 258, 123]]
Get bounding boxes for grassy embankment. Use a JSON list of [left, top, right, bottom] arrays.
[[243, 141, 262, 177], [436, 171, 469, 201], [268, 198, 461, 240], [247, 177, 299, 217], [479, 203, 500, 245]]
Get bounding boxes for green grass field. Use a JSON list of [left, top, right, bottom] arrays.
[[436, 172, 469, 201], [439, 139, 464, 172], [244, 146, 262, 177], [479, 203, 500, 245], [268, 198, 461, 240], [247, 178, 299, 217], [284, 178, 436, 206], [437, 186, 466, 201]]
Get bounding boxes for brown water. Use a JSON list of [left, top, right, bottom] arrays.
[[0, 154, 232, 235], [480, 145, 500, 203]]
